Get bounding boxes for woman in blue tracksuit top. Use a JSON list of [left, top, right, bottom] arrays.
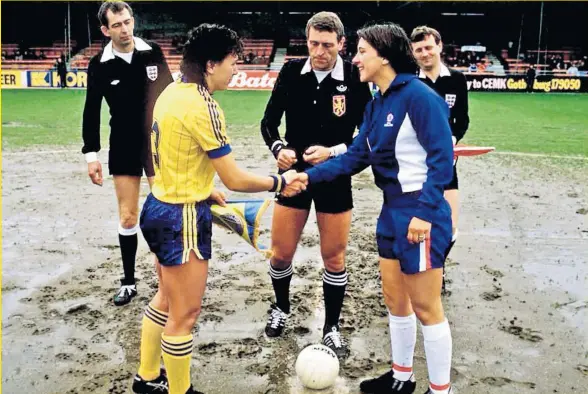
[[297, 23, 454, 394]]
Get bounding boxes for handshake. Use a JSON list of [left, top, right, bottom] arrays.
[[279, 170, 309, 197], [272, 144, 333, 197]]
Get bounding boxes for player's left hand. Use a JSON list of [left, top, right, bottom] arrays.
[[303, 145, 330, 165], [407, 217, 431, 244], [209, 189, 227, 207]]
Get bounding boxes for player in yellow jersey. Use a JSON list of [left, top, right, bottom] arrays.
[[131, 24, 306, 394]]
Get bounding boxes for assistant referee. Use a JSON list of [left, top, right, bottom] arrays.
[[82, 1, 173, 306]]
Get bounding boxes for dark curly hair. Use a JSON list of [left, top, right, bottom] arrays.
[[180, 23, 243, 84], [357, 23, 417, 74]]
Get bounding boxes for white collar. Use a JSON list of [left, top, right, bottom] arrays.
[[418, 63, 451, 80], [100, 37, 151, 63], [300, 54, 345, 81]]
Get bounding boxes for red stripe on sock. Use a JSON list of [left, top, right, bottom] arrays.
[[392, 363, 413, 372], [430, 382, 451, 391]]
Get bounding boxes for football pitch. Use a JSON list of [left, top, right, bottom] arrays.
[[2, 89, 588, 157], [2, 89, 588, 394]]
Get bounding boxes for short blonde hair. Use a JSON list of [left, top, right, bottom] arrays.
[[306, 12, 345, 41]]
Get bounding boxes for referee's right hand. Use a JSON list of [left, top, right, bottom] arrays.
[[277, 149, 297, 171], [87, 161, 103, 186]]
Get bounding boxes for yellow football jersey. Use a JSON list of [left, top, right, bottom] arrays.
[[150, 79, 231, 204]]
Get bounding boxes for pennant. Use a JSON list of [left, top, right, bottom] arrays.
[[210, 199, 273, 257]]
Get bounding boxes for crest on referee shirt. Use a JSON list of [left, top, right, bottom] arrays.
[[445, 94, 457, 108], [146, 66, 158, 81], [332, 95, 346, 117]]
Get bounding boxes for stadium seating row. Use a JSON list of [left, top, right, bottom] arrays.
[[2, 38, 583, 76], [64, 38, 275, 71]]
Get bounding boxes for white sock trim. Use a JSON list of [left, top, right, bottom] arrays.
[[322, 270, 348, 286], [118, 224, 139, 236], [269, 263, 293, 280], [451, 229, 458, 242]]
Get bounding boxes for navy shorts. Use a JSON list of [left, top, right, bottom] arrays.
[[140, 194, 212, 266], [376, 192, 452, 275]]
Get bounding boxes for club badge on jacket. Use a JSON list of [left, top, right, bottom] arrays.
[[333, 95, 346, 117]]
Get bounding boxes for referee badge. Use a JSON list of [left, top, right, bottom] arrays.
[[332, 95, 346, 117], [445, 94, 456, 108], [146, 66, 158, 81]]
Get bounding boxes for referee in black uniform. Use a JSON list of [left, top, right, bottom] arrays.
[[410, 26, 470, 292], [260, 11, 372, 358], [82, 1, 172, 306]]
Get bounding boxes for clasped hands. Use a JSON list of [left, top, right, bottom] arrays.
[[276, 144, 330, 170]]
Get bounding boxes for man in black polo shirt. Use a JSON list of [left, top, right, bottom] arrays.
[[410, 26, 470, 292], [260, 11, 372, 358], [82, 1, 172, 306]]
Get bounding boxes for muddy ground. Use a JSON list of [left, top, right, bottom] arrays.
[[2, 143, 587, 394]]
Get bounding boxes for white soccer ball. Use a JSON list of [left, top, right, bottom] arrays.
[[295, 344, 340, 390]]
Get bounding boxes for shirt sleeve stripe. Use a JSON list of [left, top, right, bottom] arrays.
[[198, 85, 226, 146], [207, 144, 232, 159]]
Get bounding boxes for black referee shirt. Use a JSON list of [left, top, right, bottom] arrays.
[[260, 56, 372, 161], [418, 64, 469, 142], [82, 38, 172, 154]]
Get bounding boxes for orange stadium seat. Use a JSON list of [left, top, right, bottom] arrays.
[[2, 37, 276, 73]]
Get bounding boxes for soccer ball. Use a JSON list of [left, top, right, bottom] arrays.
[[295, 344, 340, 389]]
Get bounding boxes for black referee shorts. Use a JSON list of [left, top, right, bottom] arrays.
[[277, 164, 353, 214], [108, 143, 155, 178]]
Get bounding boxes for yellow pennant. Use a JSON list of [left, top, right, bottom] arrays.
[[210, 199, 273, 258]]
